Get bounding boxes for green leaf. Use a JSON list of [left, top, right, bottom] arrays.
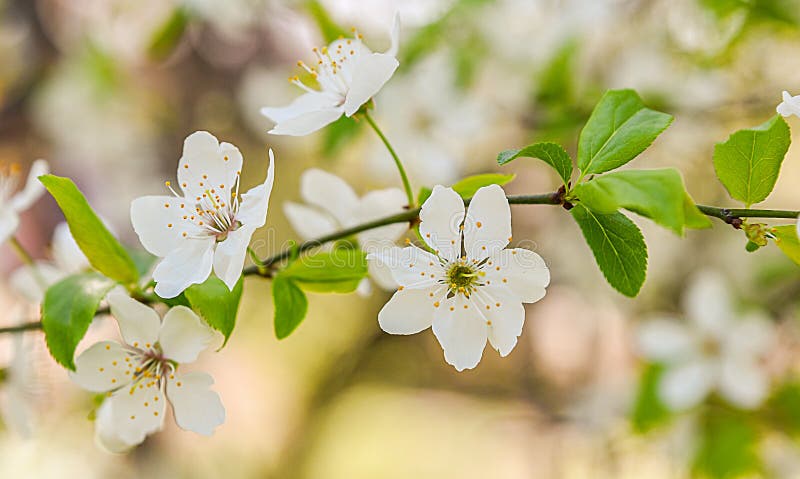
[[571, 204, 648, 297], [184, 276, 244, 346], [272, 274, 308, 339], [631, 364, 671, 433], [772, 225, 800, 266], [321, 116, 361, 157], [765, 381, 800, 437], [147, 7, 190, 61], [573, 169, 711, 234], [451, 173, 516, 199], [497, 142, 573, 185], [42, 273, 116, 370], [305, 0, 347, 42], [713, 115, 791, 207], [693, 409, 762, 478], [577, 89, 673, 176], [39, 175, 139, 286], [281, 249, 368, 294], [417, 186, 433, 206], [684, 193, 714, 229]]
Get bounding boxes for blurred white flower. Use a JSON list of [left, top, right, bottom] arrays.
[[0, 160, 49, 244], [131, 131, 275, 298], [370, 185, 550, 371], [0, 316, 36, 438], [10, 223, 90, 304], [637, 272, 775, 411], [284, 169, 407, 295], [367, 53, 492, 186], [777, 91, 800, 119], [70, 292, 224, 452], [260, 14, 400, 136]]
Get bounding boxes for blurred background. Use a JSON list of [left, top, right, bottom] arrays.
[[1, 0, 800, 477]]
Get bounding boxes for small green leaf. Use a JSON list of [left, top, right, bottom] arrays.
[[693, 409, 762, 479], [578, 89, 673, 176], [281, 249, 368, 294], [713, 115, 791, 207], [147, 7, 190, 61], [321, 116, 361, 157], [272, 274, 308, 339], [42, 273, 116, 370], [765, 381, 800, 436], [417, 186, 433, 206], [305, 0, 347, 42], [497, 142, 573, 185], [571, 204, 648, 297], [451, 173, 516, 199], [40, 175, 139, 286], [631, 364, 671, 433], [573, 169, 711, 234], [184, 276, 244, 345], [772, 225, 800, 265]]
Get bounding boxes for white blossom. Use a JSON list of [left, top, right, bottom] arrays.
[[0, 160, 48, 244], [284, 168, 407, 295], [637, 272, 775, 411], [777, 91, 800, 119], [370, 185, 550, 371], [260, 14, 400, 136], [0, 310, 36, 437], [10, 222, 90, 304], [130, 131, 275, 298], [70, 292, 224, 452]]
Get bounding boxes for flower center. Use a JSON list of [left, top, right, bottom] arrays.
[[289, 31, 365, 99], [119, 343, 175, 392], [0, 162, 21, 204], [444, 260, 483, 298], [701, 337, 721, 357]]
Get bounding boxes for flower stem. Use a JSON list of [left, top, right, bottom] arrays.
[[361, 110, 415, 208], [9, 236, 48, 288]]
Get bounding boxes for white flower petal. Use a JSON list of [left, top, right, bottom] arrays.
[[777, 91, 800, 118], [10, 262, 65, 303], [130, 195, 204, 258], [235, 149, 275, 229], [369, 245, 441, 289], [354, 188, 408, 247], [378, 287, 438, 335], [52, 222, 89, 273], [105, 381, 166, 446], [268, 107, 343, 136], [70, 341, 133, 393], [636, 317, 697, 362], [166, 372, 225, 436], [719, 358, 769, 409], [158, 306, 214, 363], [284, 202, 339, 240], [386, 12, 400, 57], [723, 314, 775, 357], [10, 159, 48, 212], [107, 292, 161, 348], [463, 184, 511, 261], [3, 383, 33, 438], [367, 252, 399, 290], [483, 248, 550, 303], [261, 91, 341, 123], [177, 131, 242, 200], [0, 208, 20, 244], [152, 238, 215, 299], [213, 226, 254, 291], [419, 185, 464, 261], [432, 295, 488, 371], [300, 168, 359, 226], [473, 285, 526, 357], [658, 359, 715, 411], [684, 271, 732, 336], [342, 53, 399, 116], [94, 401, 136, 454]]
